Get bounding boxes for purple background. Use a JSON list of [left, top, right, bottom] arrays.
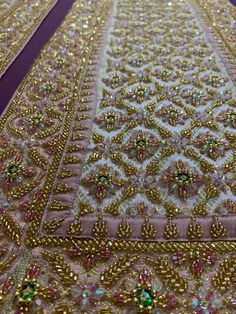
[[0, 0, 74, 114], [0, 0, 235, 114]]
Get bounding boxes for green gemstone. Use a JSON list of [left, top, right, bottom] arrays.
[[136, 139, 146, 148], [19, 283, 36, 301], [136, 288, 154, 308], [206, 139, 213, 146], [106, 114, 115, 123], [82, 290, 90, 298], [42, 82, 51, 92], [6, 164, 20, 176], [30, 116, 42, 125], [177, 172, 191, 183], [98, 175, 110, 185]]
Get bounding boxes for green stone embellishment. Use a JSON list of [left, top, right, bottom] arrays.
[[136, 139, 147, 148], [6, 164, 20, 175], [29, 114, 44, 126], [176, 172, 191, 184], [97, 175, 110, 185], [42, 82, 52, 92], [135, 288, 154, 308], [16, 280, 38, 304], [5, 163, 21, 178], [19, 283, 36, 301], [105, 114, 115, 123]]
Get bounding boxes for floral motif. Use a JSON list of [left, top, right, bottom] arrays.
[[153, 68, 178, 82], [112, 268, 177, 313], [122, 131, 161, 162], [81, 165, 126, 201], [4, 161, 22, 180], [128, 53, 146, 67], [95, 109, 127, 131], [156, 105, 188, 126], [180, 88, 209, 107], [201, 73, 228, 88], [108, 46, 128, 58], [29, 79, 54, 100], [193, 133, 229, 160], [133, 284, 157, 311], [18, 113, 53, 134], [102, 72, 129, 89], [175, 58, 195, 71], [160, 160, 204, 201], [127, 85, 153, 103], [15, 280, 38, 304], [0, 154, 34, 191], [217, 109, 236, 128]]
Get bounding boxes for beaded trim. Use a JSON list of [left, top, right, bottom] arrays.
[[0, 0, 21, 20], [0, 0, 59, 78], [189, 0, 236, 84]]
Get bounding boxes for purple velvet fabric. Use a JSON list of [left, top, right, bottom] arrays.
[[0, 0, 74, 115]]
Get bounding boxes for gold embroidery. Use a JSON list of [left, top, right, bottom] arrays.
[[0, 0, 236, 312], [0, 0, 58, 75]]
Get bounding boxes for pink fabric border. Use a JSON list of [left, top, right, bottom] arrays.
[[188, 0, 236, 85], [39, 0, 118, 233], [46, 215, 236, 242]]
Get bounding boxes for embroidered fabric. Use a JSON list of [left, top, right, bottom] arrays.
[[0, 0, 59, 79], [0, 0, 235, 313]]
